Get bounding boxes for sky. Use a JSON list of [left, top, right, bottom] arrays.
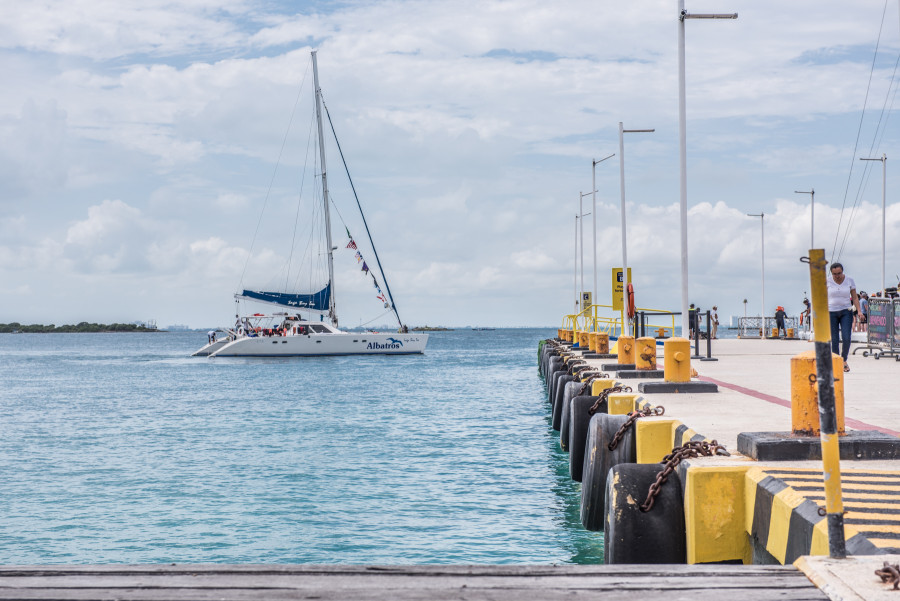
[[2, 0, 900, 329]]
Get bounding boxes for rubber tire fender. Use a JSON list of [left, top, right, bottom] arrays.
[[580, 413, 636, 531], [546, 362, 565, 396], [566, 395, 604, 481], [551, 375, 576, 425], [553, 380, 590, 440], [604, 463, 686, 564]]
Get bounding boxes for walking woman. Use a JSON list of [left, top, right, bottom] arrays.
[[826, 262, 862, 372]]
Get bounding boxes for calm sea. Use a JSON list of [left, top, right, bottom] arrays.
[[0, 328, 603, 565]]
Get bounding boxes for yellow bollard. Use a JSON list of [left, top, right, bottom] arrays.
[[771, 327, 778, 338], [791, 350, 845, 436], [787, 327, 794, 339], [591, 379, 615, 396], [635, 337, 657, 370], [595, 332, 610, 354], [656, 327, 666, 338], [588, 332, 598, 352], [663, 337, 692, 382], [578, 330, 591, 349], [617, 335, 635, 364]]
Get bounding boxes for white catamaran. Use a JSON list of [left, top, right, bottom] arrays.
[[193, 51, 427, 357]]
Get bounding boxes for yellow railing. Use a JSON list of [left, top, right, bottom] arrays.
[[562, 304, 677, 340]]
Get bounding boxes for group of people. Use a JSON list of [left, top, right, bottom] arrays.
[[687, 304, 719, 339]]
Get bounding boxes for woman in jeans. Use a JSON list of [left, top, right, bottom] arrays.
[[826, 262, 861, 372]]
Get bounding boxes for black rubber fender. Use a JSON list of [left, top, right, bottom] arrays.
[[580, 413, 636, 531], [549, 368, 569, 403], [555, 380, 586, 434], [551, 375, 575, 424], [547, 362, 565, 396], [566, 395, 603, 481], [604, 463, 686, 564]]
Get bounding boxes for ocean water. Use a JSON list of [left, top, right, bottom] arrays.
[[0, 328, 603, 565]]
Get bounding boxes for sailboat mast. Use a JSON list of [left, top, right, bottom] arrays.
[[311, 50, 338, 327]]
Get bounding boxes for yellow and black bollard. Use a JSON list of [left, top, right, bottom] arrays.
[[807, 248, 846, 559]]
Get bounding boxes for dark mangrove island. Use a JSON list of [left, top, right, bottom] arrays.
[[0, 322, 159, 333]]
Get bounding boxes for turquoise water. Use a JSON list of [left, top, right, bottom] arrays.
[[0, 329, 602, 564]]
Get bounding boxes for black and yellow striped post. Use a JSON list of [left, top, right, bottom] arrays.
[[806, 249, 846, 559]]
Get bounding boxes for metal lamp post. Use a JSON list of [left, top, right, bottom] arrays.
[[619, 122, 654, 336], [677, 2, 737, 337], [592, 153, 615, 316], [860, 155, 887, 294], [795, 189, 814, 248], [748, 213, 765, 337]]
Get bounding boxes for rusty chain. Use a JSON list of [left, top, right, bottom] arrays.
[[876, 562, 900, 590], [607, 406, 666, 451], [576, 373, 610, 396], [588, 385, 632, 415], [640, 440, 730, 512]]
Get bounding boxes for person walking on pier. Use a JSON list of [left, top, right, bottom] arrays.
[[826, 262, 861, 372], [711, 306, 719, 339], [775, 306, 787, 338]]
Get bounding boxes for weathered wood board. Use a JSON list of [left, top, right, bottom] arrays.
[[0, 564, 826, 600]]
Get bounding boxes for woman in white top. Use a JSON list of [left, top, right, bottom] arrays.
[[826, 262, 861, 372]]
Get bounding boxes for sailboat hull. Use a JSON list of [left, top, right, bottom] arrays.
[[209, 332, 428, 357]]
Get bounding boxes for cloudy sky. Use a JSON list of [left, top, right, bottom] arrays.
[[2, 0, 900, 329]]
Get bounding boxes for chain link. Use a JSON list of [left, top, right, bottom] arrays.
[[588, 385, 633, 415], [576, 373, 610, 396], [640, 440, 729, 512], [876, 562, 900, 590], [607, 406, 666, 451]]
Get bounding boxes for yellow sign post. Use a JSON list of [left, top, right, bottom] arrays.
[[611, 268, 632, 311]]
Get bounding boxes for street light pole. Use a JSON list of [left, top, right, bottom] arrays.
[[677, 2, 737, 338], [795, 189, 814, 248], [619, 122, 654, 336], [748, 213, 765, 337], [579, 191, 593, 308], [574, 214, 579, 316], [592, 153, 615, 318], [860, 155, 887, 294]]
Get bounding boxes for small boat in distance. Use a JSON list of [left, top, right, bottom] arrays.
[[193, 51, 427, 357]]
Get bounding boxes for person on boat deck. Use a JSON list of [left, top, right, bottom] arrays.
[[826, 262, 861, 372], [207, 330, 216, 344]]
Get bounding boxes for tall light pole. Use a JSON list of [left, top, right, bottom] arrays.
[[748, 213, 765, 337], [573, 214, 579, 316], [619, 122, 654, 335], [860, 154, 887, 294], [592, 153, 615, 315], [579, 191, 593, 303], [677, 2, 737, 337], [795, 189, 814, 248]]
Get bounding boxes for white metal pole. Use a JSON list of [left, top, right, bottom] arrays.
[[748, 213, 765, 336], [592, 153, 615, 328], [618, 123, 628, 336], [762, 214, 766, 337], [677, 1, 689, 339], [882, 155, 886, 295], [795, 189, 814, 248], [579, 192, 585, 301], [592, 167, 597, 319], [574, 214, 578, 316], [860, 155, 888, 293], [677, 4, 737, 338]]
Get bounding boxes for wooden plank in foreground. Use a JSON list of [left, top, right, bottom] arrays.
[[0, 564, 827, 600]]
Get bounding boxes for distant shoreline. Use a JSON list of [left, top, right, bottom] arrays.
[[0, 323, 160, 333], [412, 326, 453, 331]]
